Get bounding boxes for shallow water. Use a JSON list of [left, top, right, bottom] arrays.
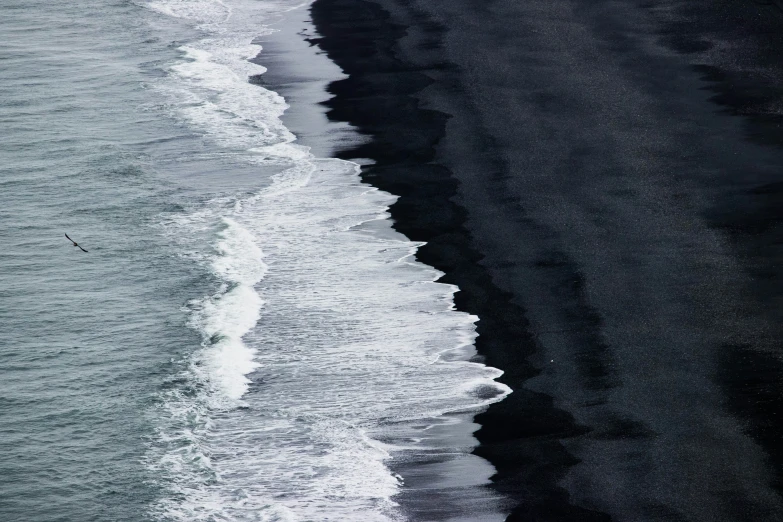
[[0, 1, 509, 520]]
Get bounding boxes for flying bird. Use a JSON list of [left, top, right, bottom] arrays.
[[65, 233, 88, 253]]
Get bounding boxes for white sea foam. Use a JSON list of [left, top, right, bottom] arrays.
[[146, 0, 232, 26], [143, 0, 511, 520], [188, 217, 266, 403]]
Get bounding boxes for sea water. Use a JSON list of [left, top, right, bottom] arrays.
[[0, 1, 509, 520]]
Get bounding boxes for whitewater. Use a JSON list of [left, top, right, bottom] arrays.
[[1, 0, 509, 520]]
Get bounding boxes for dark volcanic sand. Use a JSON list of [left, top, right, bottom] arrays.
[[308, 0, 783, 520]]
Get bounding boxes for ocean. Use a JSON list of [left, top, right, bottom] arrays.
[[0, 1, 510, 520]]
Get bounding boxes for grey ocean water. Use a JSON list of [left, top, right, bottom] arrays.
[[1, 1, 202, 520], [1, 1, 509, 520]]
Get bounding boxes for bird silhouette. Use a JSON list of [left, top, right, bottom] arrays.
[[65, 233, 88, 253]]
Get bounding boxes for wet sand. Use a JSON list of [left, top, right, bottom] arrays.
[[309, 0, 783, 520]]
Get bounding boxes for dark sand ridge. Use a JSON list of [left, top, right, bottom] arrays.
[[307, 0, 783, 520]]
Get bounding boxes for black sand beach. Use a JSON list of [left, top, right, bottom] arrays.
[[308, 0, 783, 520]]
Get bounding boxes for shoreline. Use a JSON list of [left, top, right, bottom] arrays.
[[307, 0, 605, 519], [309, 0, 783, 520]]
